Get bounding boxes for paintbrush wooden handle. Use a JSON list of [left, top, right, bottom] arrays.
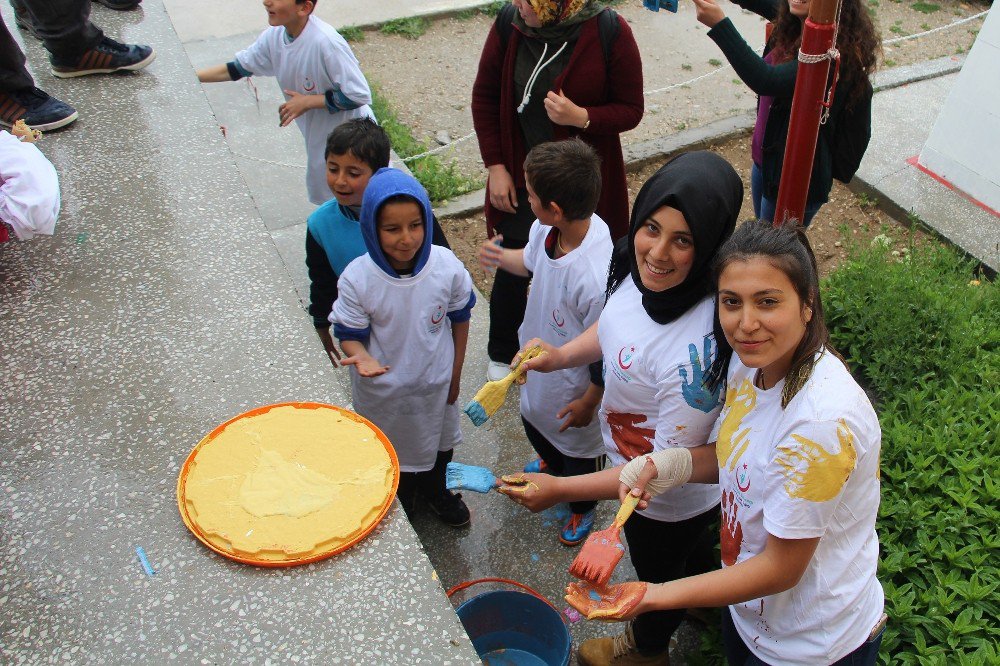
[[614, 494, 640, 528]]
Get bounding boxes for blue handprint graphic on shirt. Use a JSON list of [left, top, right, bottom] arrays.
[[679, 336, 721, 413]]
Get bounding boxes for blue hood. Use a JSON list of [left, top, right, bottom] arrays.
[[360, 168, 435, 278]]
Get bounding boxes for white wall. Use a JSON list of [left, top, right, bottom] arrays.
[[919, 7, 1000, 211]]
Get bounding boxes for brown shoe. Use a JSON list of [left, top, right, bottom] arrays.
[[577, 624, 670, 666]]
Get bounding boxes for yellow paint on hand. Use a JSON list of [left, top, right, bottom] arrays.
[[776, 419, 857, 502], [716, 379, 756, 471], [184, 405, 393, 561]]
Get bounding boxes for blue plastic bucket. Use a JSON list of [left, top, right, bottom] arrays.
[[451, 580, 571, 666]]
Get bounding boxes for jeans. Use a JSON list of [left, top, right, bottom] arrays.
[[623, 507, 720, 654], [487, 188, 535, 364], [1, 0, 103, 91], [750, 162, 822, 228], [521, 416, 602, 515], [721, 606, 885, 665]]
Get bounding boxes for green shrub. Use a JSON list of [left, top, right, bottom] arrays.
[[339, 25, 364, 42], [369, 83, 481, 203], [379, 17, 430, 39], [822, 237, 999, 662]]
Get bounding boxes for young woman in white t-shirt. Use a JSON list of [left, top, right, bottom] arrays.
[[500, 151, 744, 664], [565, 221, 885, 666]]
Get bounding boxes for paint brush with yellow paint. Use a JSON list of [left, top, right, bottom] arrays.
[[463, 346, 544, 426]]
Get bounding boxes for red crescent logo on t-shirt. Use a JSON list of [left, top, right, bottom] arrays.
[[737, 463, 751, 493], [303, 78, 316, 92], [552, 309, 565, 327], [618, 345, 635, 370], [430, 305, 445, 325]]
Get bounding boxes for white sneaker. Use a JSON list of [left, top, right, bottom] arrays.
[[487, 360, 510, 382]]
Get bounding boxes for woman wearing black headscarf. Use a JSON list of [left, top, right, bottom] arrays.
[[499, 151, 744, 664]]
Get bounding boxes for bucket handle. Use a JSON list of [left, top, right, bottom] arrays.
[[446, 577, 570, 625]]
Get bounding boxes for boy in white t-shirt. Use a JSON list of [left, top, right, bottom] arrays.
[[196, 0, 374, 205], [479, 138, 613, 545], [331, 168, 476, 528]]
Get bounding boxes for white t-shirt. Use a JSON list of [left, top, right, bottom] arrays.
[[331, 247, 474, 472], [598, 280, 721, 521], [0, 131, 59, 240], [518, 217, 613, 458], [236, 16, 374, 205], [711, 351, 883, 665]]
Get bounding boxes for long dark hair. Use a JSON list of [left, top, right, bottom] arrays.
[[769, 0, 881, 107], [706, 221, 846, 408]]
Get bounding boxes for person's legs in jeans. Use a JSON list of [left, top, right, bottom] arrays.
[[15, 0, 103, 62], [751, 163, 825, 227], [750, 162, 765, 221], [623, 507, 719, 654], [487, 188, 534, 365], [0, 18, 34, 92]]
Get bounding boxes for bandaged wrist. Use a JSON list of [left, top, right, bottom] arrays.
[[618, 448, 694, 498]]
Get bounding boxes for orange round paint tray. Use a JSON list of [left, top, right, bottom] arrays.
[[177, 402, 399, 567]]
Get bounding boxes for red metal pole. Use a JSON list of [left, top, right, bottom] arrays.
[[773, 0, 840, 227]]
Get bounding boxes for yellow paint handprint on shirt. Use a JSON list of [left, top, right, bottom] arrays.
[[776, 419, 857, 502], [716, 379, 756, 471]]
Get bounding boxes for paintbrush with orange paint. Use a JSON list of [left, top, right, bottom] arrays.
[[568, 493, 640, 587]]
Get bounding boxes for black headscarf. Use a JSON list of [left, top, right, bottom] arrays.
[[606, 151, 743, 324]]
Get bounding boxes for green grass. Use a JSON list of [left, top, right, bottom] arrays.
[[479, 1, 508, 16], [379, 16, 430, 39], [911, 1, 941, 13], [682, 63, 693, 71], [823, 236, 999, 663], [708, 58, 722, 67], [369, 83, 481, 203], [856, 192, 879, 209], [338, 25, 364, 42]]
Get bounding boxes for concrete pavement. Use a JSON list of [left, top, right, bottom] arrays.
[[0, 1, 479, 663]]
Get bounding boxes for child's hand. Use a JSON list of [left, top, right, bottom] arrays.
[[557, 397, 598, 432], [447, 371, 461, 405], [279, 90, 322, 127], [340, 353, 389, 377], [478, 235, 504, 272]]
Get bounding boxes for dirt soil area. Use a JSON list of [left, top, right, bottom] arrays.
[[353, 0, 990, 184], [441, 132, 933, 296]]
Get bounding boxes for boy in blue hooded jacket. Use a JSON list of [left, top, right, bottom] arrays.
[[330, 168, 476, 527]]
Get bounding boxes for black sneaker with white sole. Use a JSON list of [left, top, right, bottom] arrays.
[[50, 37, 155, 79], [0, 87, 78, 132], [426, 490, 471, 528]]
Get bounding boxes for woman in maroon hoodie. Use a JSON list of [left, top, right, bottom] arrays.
[[472, 0, 643, 379]]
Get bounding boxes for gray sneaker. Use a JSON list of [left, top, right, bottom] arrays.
[[51, 37, 155, 79]]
